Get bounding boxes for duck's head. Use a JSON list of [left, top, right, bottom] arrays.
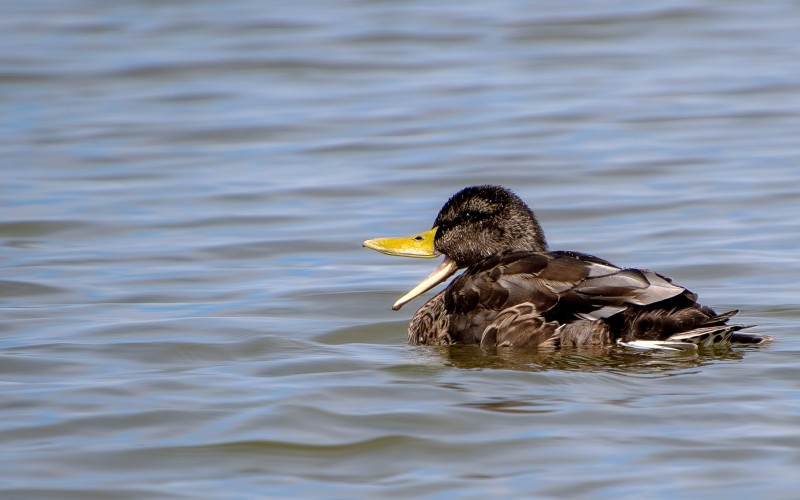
[[364, 185, 548, 310]]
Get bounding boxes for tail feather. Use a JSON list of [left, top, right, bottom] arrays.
[[667, 325, 741, 347], [619, 310, 768, 351], [730, 331, 772, 344], [617, 339, 699, 351], [692, 309, 771, 345], [702, 309, 739, 325]]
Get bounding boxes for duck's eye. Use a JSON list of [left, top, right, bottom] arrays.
[[463, 211, 472, 221]]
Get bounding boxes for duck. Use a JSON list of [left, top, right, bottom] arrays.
[[363, 185, 770, 350]]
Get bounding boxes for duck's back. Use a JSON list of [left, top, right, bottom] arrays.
[[408, 250, 746, 348]]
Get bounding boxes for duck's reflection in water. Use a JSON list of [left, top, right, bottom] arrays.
[[431, 344, 744, 374]]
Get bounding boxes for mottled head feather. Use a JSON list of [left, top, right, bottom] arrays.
[[432, 185, 548, 267]]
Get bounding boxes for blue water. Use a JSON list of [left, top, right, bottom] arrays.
[[2, 1, 800, 498]]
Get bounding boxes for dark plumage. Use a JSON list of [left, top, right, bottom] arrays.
[[365, 185, 770, 350]]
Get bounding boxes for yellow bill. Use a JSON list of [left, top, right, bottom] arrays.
[[363, 227, 460, 310], [362, 227, 439, 258]]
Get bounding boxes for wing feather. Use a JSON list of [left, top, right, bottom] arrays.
[[443, 251, 691, 343]]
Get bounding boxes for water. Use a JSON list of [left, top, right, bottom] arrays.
[[3, 0, 800, 497]]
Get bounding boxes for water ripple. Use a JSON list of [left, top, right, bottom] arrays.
[[2, 0, 799, 497]]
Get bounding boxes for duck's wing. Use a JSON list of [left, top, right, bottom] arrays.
[[448, 250, 688, 317], [445, 250, 688, 343]]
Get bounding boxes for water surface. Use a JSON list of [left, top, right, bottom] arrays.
[[2, 0, 800, 498]]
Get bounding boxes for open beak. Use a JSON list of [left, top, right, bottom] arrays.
[[363, 227, 459, 310]]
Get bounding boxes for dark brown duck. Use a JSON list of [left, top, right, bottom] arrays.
[[364, 185, 770, 350]]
